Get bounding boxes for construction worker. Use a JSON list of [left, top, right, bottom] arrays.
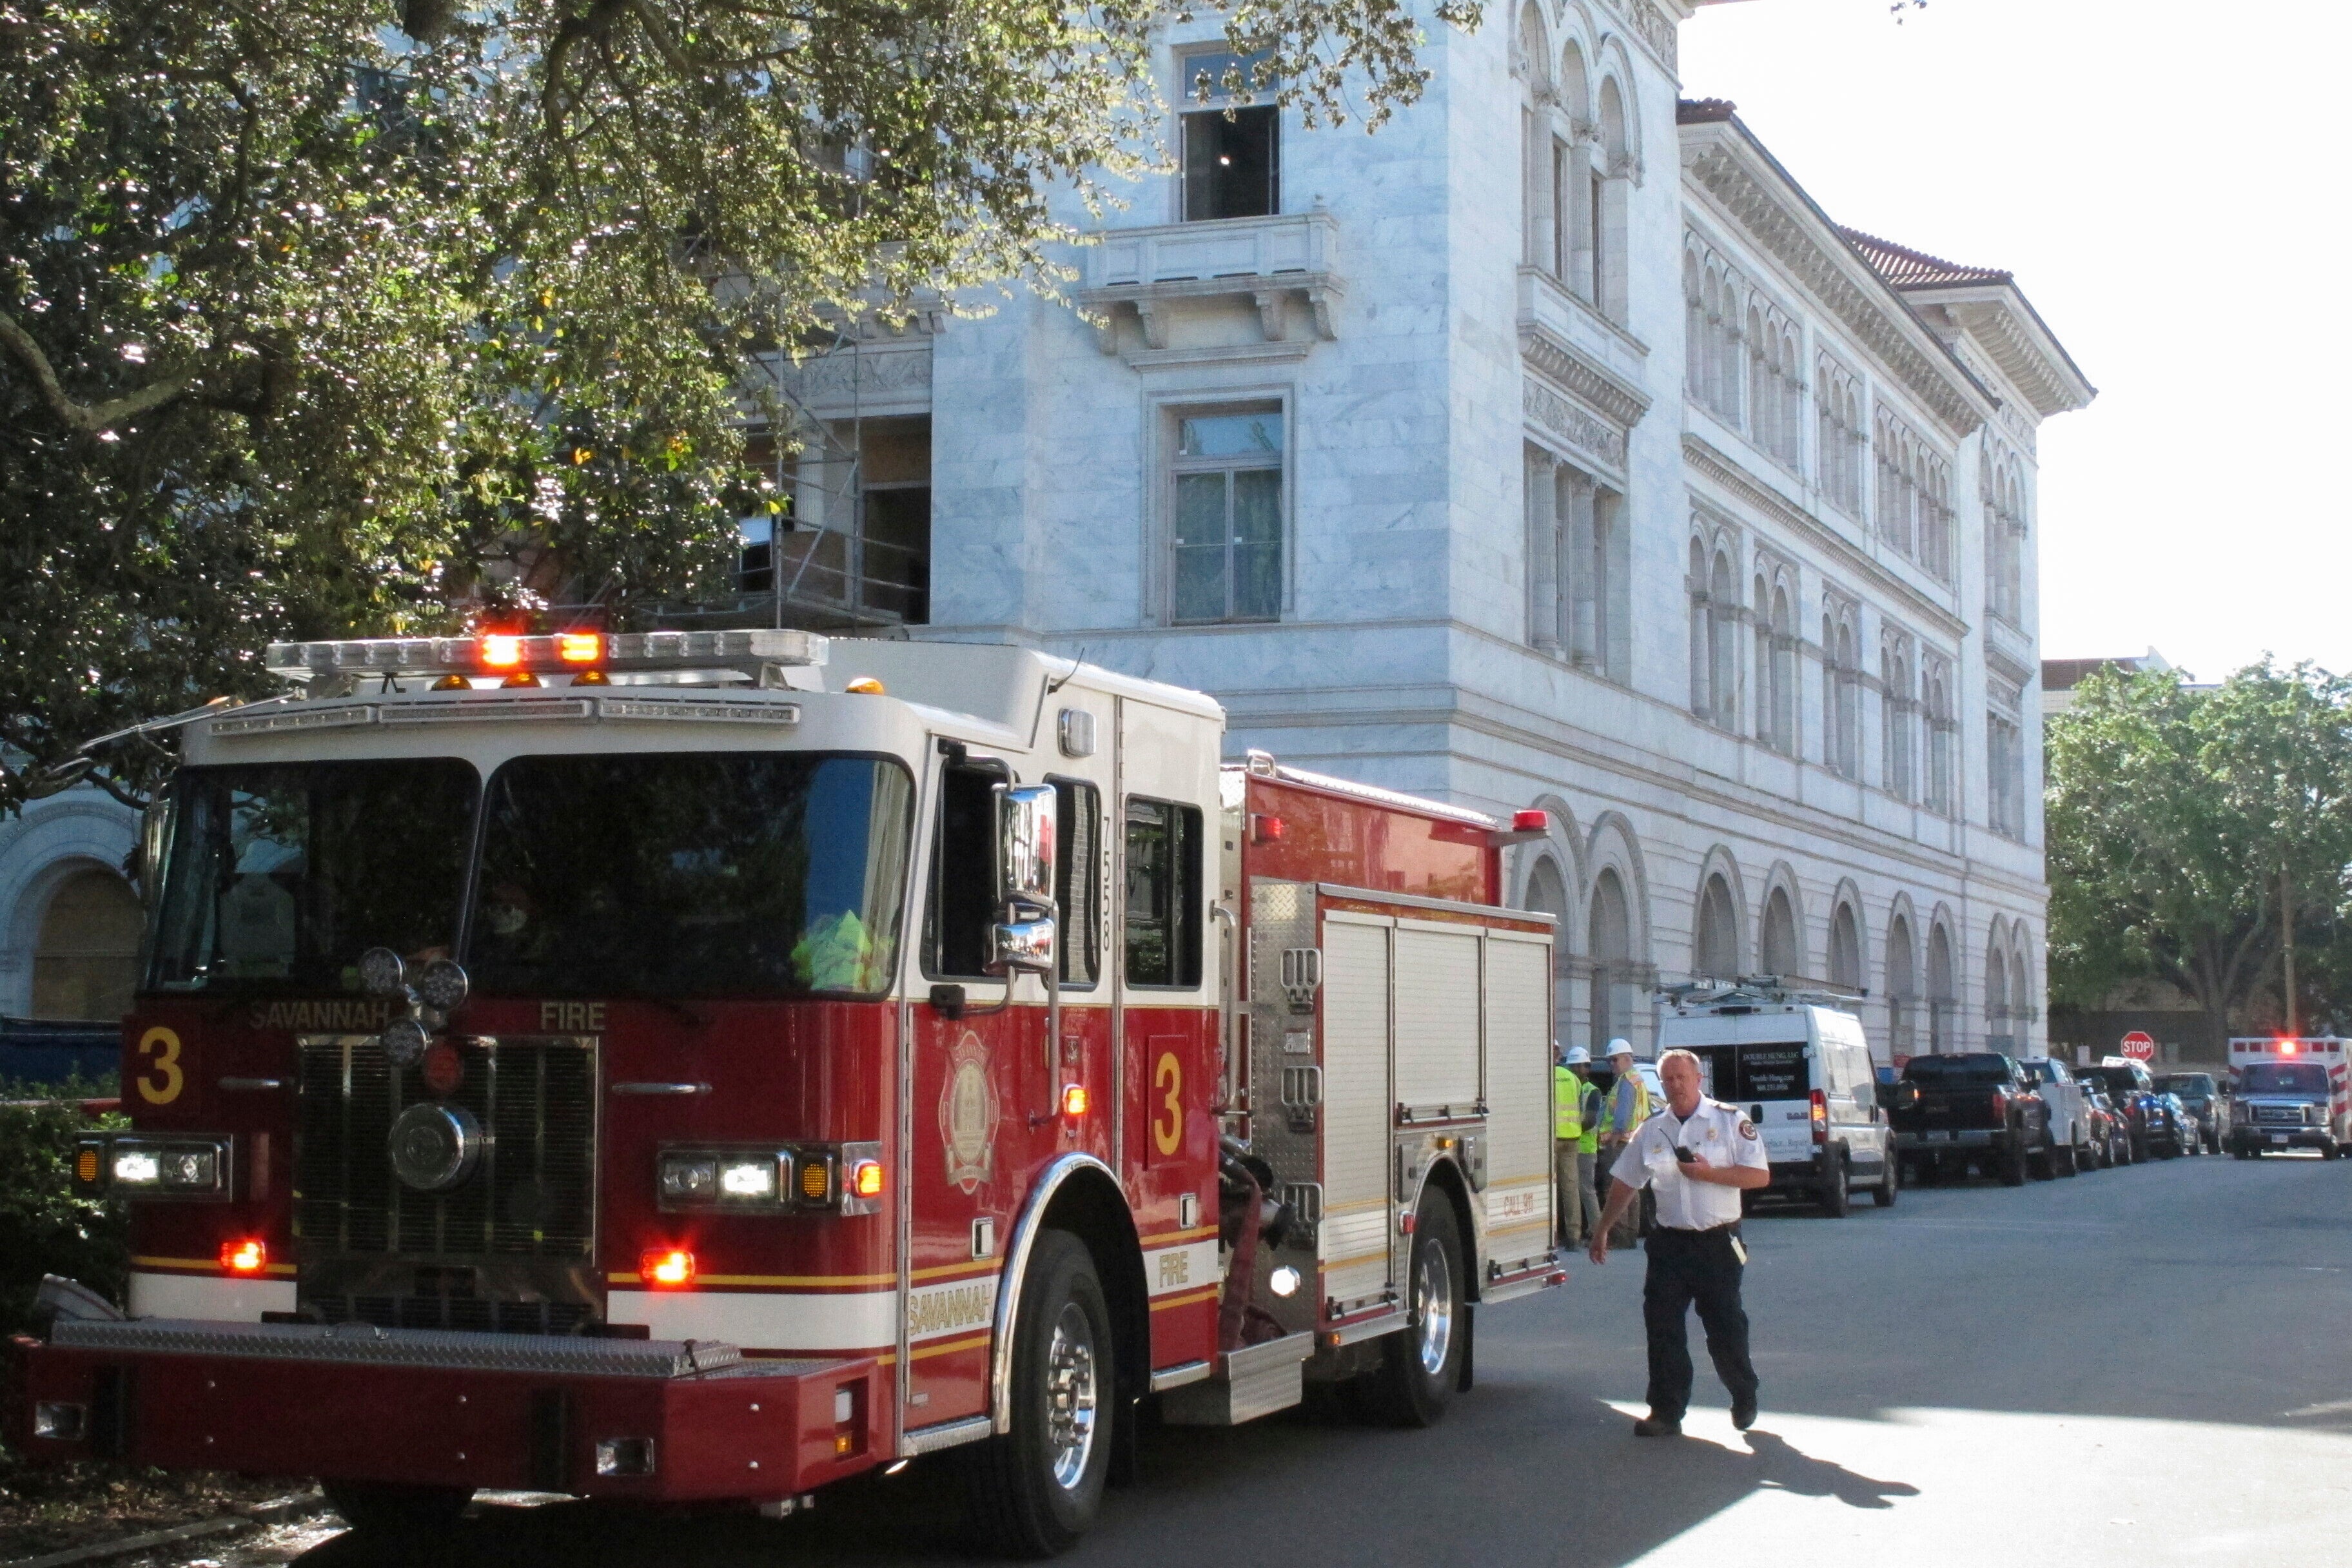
[[1554, 1044, 1585, 1246], [1598, 1039, 1651, 1248], [1588, 1047, 1769, 1438], [1570, 1048, 1604, 1241]]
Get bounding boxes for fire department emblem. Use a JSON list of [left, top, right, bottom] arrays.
[[939, 1031, 1000, 1193]]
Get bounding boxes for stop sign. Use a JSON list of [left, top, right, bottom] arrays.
[[2120, 1030, 2156, 1061]]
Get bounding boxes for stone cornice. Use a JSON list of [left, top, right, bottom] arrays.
[[1679, 121, 1992, 441], [1921, 288, 2097, 420], [1518, 324, 1652, 428], [1684, 433, 1970, 643]]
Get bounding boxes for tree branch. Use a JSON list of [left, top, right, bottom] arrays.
[[0, 310, 194, 435]]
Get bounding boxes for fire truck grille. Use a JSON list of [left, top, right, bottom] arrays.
[[295, 1034, 598, 1329]]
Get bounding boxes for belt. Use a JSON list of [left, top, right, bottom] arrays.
[[1656, 1220, 1740, 1235]]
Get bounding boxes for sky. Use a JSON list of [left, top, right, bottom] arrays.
[[1678, 0, 2352, 685]]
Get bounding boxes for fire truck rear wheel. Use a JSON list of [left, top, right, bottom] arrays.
[[320, 1480, 473, 1538], [963, 1230, 1113, 1558], [1358, 1198, 1464, 1428]]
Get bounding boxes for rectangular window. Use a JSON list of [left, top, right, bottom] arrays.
[[1171, 409, 1282, 624], [767, 416, 930, 625], [925, 761, 1010, 979], [1180, 52, 1278, 222], [1124, 798, 1202, 988], [1055, 779, 1102, 988]]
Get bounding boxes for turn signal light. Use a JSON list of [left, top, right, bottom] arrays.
[[220, 1239, 267, 1275], [849, 1159, 887, 1199], [75, 1147, 99, 1184], [800, 1161, 832, 1202], [640, 1248, 696, 1288], [1809, 1089, 1828, 1146], [1060, 1083, 1091, 1118]]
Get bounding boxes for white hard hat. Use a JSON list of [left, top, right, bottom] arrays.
[[1606, 1037, 1634, 1059], [1563, 1045, 1592, 1066]]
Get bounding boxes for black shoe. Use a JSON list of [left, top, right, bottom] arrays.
[[1633, 1416, 1683, 1438], [1731, 1398, 1758, 1431]]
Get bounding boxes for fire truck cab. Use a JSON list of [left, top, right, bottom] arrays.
[[10, 631, 1559, 1555]]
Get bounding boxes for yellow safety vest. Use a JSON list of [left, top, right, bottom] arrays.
[[1578, 1083, 1602, 1155], [1606, 1072, 1652, 1137], [1554, 1065, 1583, 1140]]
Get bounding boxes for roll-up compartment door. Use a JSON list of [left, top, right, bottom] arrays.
[[1481, 929, 1554, 1265], [1393, 921, 1482, 1115], [1318, 912, 1393, 1303]]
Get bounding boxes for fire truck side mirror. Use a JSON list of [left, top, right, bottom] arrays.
[[995, 783, 1059, 908], [987, 916, 1057, 975]]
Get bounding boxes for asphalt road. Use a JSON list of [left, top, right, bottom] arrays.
[[158, 1148, 2352, 1568]]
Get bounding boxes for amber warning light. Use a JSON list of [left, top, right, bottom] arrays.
[[1060, 1083, 1092, 1119], [640, 1248, 696, 1288], [849, 1159, 887, 1200], [219, 1239, 267, 1275]]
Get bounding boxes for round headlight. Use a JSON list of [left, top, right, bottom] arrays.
[[380, 1014, 431, 1068], [357, 946, 407, 999], [389, 1102, 486, 1192], [415, 958, 469, 1014], [1269, 1264, 1302, 1298]]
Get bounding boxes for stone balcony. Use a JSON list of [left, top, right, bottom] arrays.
[[1079, 210, 1343, 361]]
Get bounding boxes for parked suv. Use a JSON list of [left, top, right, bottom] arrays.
[[2078, 1062, 2164, 1161], [1892, 1052, 2053, 1186], [2156, 1073, 2224, 1154]]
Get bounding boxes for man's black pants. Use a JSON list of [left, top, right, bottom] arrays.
[[1642, 1224, 1758, 1423]]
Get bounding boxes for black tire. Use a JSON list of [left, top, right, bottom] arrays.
[[322, 1481, 473, 1539], [963, 1230, 1115, 1558], [1873, 1152, 1898, 1208], [2001, 1136, 2028, 1187], [2028, 1140, 2053, 1181], [1357, 1197, 1466, 1427], [1818, 1153, 1851, 1217], [2324, 1142, 2342, 1161]]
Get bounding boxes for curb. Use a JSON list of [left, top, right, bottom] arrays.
[[2, 1491, 332, 1568]]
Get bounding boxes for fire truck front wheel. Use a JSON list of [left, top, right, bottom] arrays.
[[964, 1230, 1115, 1558], [320, 1480, 473, 1540], [1358, 1197, 1465, 1428]]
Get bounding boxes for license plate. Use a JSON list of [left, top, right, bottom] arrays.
[[1922, 1131, 1951, 1142], [2271, 1135, 2289, 1146]]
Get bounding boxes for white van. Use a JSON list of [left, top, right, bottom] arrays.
[[1658, 994, 1895, 1217]]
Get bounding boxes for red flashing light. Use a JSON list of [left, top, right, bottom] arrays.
[[1513, 809, 1549, 833], [558, 632, 601, 664], [1251, 814, 1286, 845], [2282, 1041, 2299, 1055], [849, 1159, 887, 1199], [480, 635, 524, 669], [219, 1239, 268, 1275], [640, 1248, 696, 1288]]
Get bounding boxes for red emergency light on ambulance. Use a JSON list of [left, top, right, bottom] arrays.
[[2226, 1036, 2351, 1158], [10, 631, 1561, 1555]]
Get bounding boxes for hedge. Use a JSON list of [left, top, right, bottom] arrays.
[[0, 1078, 126, 1340]]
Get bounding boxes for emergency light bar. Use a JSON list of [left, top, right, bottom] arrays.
[[264, 629, 828, 685]]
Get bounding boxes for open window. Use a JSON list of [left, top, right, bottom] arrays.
[[1124, 798, 1202, 988], [1180, 50, 1279, 222], [924, 758, 1011, 979]]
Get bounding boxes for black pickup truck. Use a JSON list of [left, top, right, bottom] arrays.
[[1892, 1052, 2053, 1186]]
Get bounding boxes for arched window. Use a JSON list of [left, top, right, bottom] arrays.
[[1689, 536, 1712, 716], [1824, 611, 1859, 779], [1923, 659, 1955, 816], [1590, 867, 1634, 1052], [1706, 549, 1740, 731], [1927, 923, 1955, 1052], [32, 868, 142, 1022], [1761, 887, 1801, 978], [1695, 873, 1740, 979], [1684, 251, 1706, 394], [1881, 637, 1914, 801], [1829, 903, 1861, 994], [1987, 450, 2028, 626], [1592, 77, 1631, 323], [1886, 914, 1917, 1055], [1516, 2, 1553, 270], [1752, 574, 1774, 747], [1524, 854, 1573, 1043], [1986, 943, 2012, 1052], [2009, 932, 2032, 1045], [1770, 583, 1796, 753]]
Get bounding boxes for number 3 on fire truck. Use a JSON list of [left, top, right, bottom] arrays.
[[1153, 1052, 1183, 1156], [136, 1026, 184, 1105]]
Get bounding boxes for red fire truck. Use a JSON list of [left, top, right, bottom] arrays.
[[9, 631, 1561, 1556]]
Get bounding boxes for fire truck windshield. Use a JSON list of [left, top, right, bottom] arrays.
[[466, 752, 914, 998], [147, 759, 480, 993]]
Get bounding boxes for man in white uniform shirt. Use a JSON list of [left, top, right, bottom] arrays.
[[1588, 1048, 1770, 1437]]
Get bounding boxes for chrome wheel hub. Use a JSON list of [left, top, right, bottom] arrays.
[[1044, 1302, 1099, 1489], [1414, 1241, 1454, 1376]]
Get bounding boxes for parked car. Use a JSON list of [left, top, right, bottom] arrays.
[[2079, 1081, 2131, 1168], [2017, 1057, 2091, 1176], [1892, 1052, 2053, 1186], [2156, 1072, 2225, 1153], [2078, 1061, 2164, 1161]]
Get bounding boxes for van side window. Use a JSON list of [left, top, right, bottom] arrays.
[[1124, 798, 1202, 987], [1055, 779, 1102, 987], [925, 762, 1006, 979]]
